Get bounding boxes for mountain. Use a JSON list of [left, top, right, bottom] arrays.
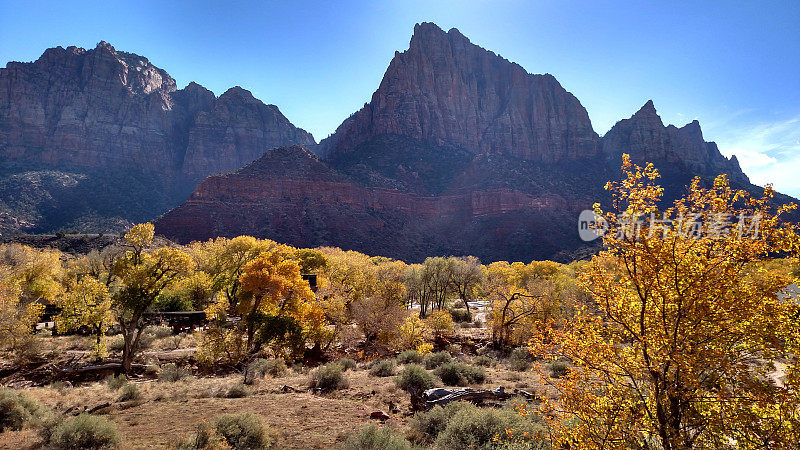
[[156, 23, 758, 262], [318, 23, 598, 162], [0, 42, 314, 235]]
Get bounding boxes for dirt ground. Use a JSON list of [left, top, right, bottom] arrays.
[[0, 351, 552, 449]]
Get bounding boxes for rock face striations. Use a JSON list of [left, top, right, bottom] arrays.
[[156, 23, 754, 262], [0, 42, 314, 234], [319, 23, 598, 162]]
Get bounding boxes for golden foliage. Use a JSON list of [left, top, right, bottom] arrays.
[[530, 155, 800, 449]]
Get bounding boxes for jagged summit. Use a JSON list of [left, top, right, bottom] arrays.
[[603, 100, 748, 183], [319, 22, 599, 162]]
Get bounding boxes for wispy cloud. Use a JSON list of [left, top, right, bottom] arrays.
[[716, 115, 800, 198]]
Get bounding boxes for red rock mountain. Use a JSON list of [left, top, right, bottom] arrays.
[[319, 23, 598, 162], [0, 42, 314, 233], [156, 23, 755, 262]]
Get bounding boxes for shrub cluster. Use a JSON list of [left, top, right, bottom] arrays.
[[369, 359, 397, 377], [448, 308, 472, 323], [225, 382, 252, 398], [105, 374, 128, 391], [434, 362, 486, 386], [245, 358, 288, 384], [214, 412, 272, 449], [336, 357, 357, 371], [424, 351, 453, 369], [117, 383, 141, 402], [473, 355, 494, 367], [309, 363, 349, 392], [507, 347, 532, 372], [549, 360, 569, 378], [396, 350, 424, 364], [394, 365, 439, 391], [46, 414, 122, 450], [0, 388, 41, 432], [409, 401, 547, 449], [342, 424, 416, 450], [159, 363, 191, 382]]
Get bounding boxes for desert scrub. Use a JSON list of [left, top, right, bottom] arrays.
[[107, 334, 125, 353], [473, 355, 494, 367], [159, 363, 191, 382], [226, 382, 252, 398], [309, 363, 349, 391], [117, 383, 140, 402], [434, 362, 486, 386], [448, 307, 471, 323], [215, 412, 272, 449], [336, 357, 357, 371], [147, 324, 174, 339], [0, 387, 41, 432], [549, 360, 569, 378], [507, 347, 532, 372], [173, 421, 228, 449], [245, 358, 288, 384], [105, 373, 128, 390], [424, 351, 453, 369], [342, 424, 417, 450], [369, 359, 397, 377], [397, 349, 424, 364], [411, 401, 547, 449], [48, 414, 121, 449], [408, 402, 473, 445], [394, 364, 439, 391]]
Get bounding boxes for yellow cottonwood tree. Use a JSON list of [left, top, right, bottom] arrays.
[[530, 155, 800, 449], [56, 276, 112, 358]]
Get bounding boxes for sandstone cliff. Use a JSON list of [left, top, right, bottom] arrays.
[[318, 22, 598, 162], [0, 42, 314, 233]]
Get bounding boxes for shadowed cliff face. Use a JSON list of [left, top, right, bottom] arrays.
[[0, 42, 314, 233], [156, 23, 761, 263]]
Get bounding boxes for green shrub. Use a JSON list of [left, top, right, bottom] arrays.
[[434, 403, 546, 449], [408, 402, 473, 445], [507, 348, 532, 372], [0, 388, 41, 432], [105, 374, 128, 391], [107, 335, 125, 353], [369, 359, 397, 377], [309, 363, 349, 392], [226, 383, 252, 398], [148, 325, 174, 339], [246, 358, 288, 382], [434, 362, 486, 386], [336, 357, 357, 371], [159, 363, 191, 382], [117, 383, 140, 402], [49, 414, 121, 449], [394, 365, 439, 391], [172, 421, 225, 449], [549, 360, 569, 378], [424, 351, 453, 369], [342, 424, 416, 450], [397, 350, 424, 364], [473, 355, 494, 367], [448, 308, 471, 323], [215, 412, 271, 449]]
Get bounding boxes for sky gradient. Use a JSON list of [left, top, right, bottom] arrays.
[[2, 1, 799, 195]]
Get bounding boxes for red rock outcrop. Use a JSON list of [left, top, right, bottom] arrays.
[[319, 22, 598, 162], [602, 100, 748, 183], [0, 41, 314, 178]]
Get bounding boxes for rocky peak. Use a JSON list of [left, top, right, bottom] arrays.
[[602, 101, 748, 183], [319, 22, 599, 162]]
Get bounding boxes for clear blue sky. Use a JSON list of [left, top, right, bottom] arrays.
[[2, 1, 799, 196]]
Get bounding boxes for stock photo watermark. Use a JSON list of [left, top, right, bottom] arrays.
[[578, 210, 763, 242]]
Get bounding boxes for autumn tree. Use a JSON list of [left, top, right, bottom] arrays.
[[483, 260, 561, 345], [238, 246, 328, 356], [112, 223, 192, 372], [0, 273, 43, 355], [55, 276, 112, 358], [189, 236, 277, 313], [531, 155, 800, 449], [448, 256, 483, 319]]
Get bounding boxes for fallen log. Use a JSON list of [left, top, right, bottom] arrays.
[[409, 386, 540, 411]]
